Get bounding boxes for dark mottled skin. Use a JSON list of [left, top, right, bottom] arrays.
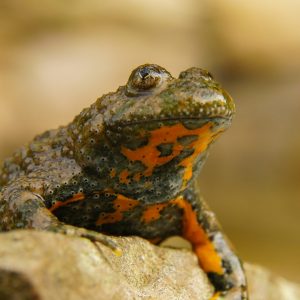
[[0, 64, 247, 299]]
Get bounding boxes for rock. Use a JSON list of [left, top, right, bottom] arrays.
[[245, 263, 300, 300], [0, 230, 299, 300], [0, 230, 213, 300]]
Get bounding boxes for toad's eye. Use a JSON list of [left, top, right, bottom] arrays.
[[126, 64, 172, 96]]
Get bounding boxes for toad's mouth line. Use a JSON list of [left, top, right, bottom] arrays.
[[111, 116, 233, 127]]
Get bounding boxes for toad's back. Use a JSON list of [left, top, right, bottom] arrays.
[[0, 64, 247, 299]]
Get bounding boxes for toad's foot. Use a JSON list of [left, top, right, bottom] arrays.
[[48, 224, 122, 256]]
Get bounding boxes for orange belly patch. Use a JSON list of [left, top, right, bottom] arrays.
[[141, 203, 168, 223], [121, 122, 218, 187], [96, 193, 139, 225]]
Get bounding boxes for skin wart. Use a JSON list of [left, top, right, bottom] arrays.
[[0, 64, 247, 299]]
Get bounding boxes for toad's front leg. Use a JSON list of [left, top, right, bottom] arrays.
[[173, 188, 248, 300], [0, 179, 120, 254]]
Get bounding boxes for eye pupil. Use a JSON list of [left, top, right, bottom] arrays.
[[139, 68, 150, 79]]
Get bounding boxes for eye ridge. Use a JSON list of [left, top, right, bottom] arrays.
[[126, 64, 172, 97]]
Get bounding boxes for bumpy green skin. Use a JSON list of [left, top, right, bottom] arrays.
[[0, 65, 247, 299]]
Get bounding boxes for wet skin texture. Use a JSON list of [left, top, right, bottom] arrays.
[[0, 64, 247, 299]]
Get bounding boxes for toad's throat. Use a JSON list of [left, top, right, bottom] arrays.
[[121, 122, 222, 188]]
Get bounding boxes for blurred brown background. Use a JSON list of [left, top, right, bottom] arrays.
[[0, 0, 299, 281]]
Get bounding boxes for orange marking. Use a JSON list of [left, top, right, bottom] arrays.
[[179, 127, 222, 189], [121, 123, 219, 187], [179, 130, 212, 189], [96, 194, 139, 225], [49, 192, 85, 212], [110, 168, 116, 178], [133, 172, 142, 182], [119, 169, 130, 184], [210, 292, 221, 300], [171, 196, 223, 275], [142, 203, 168, 223]]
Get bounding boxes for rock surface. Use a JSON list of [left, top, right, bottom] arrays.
[[245, 263, 300, 300], [0, 230, 213, 300], [0, 230, 299, 300]]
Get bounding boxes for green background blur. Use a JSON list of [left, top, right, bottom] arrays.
[[0, 1, 299, 282]]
